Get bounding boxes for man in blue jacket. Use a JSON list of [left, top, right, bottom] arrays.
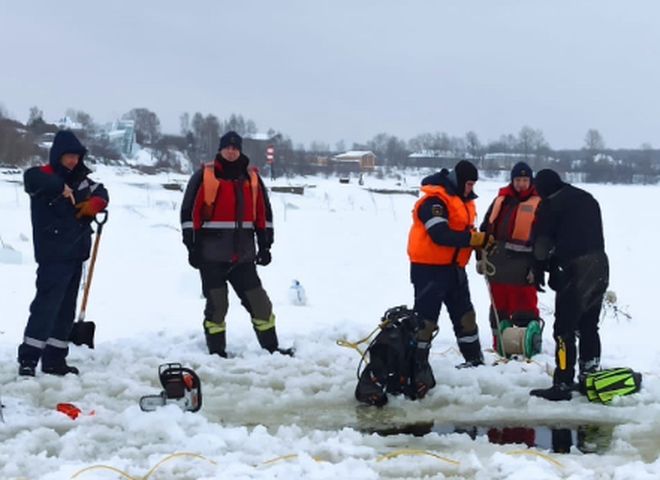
[[18, 130, 109, 376]]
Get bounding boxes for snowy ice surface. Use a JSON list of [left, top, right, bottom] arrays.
[[1, 165, 660, 479]]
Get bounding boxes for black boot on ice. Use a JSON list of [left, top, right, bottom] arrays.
[[18, 360, 37, 377], [530, 383, 573, 401], [205, 332, 227, 358], [42, 362, 79, 376], [273, 347, 295, 357], [255, 328, 294, 356], [455, 355, 485, 369]]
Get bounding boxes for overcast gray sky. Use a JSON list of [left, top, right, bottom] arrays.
[[1, 1, 659, 149]]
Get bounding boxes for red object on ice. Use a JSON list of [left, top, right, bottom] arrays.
[[56, 403, 82, 420]]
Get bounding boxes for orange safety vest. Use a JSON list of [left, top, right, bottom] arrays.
[[488, 194, 540, 248], [407, 184, 477, 267], [201, 163, 260, 221]]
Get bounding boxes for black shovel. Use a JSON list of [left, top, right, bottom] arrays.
[[70, 210, 108, 349]]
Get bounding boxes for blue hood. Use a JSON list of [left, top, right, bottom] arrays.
[[49, 130, 89, 178]]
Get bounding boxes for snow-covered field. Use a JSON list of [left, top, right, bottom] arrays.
[[1, 165, 660, 479]]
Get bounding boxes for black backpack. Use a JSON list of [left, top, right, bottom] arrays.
[[355, 306, 422, 406]]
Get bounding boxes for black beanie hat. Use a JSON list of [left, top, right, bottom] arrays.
[[510, 161, 533, 182], [219, 131, 242, 151], [535, 169, 565, 198], [454, 160, 478, 193]]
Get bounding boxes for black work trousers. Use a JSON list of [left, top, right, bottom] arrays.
[[199, 261, 277, 351], [551, 251, 609, 385], [411, 264, 482, 362]]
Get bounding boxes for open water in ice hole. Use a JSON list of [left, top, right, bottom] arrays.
[[363, 422, 615, 454]]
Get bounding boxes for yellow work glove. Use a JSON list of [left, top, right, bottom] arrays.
[[469, 231, 487, 249]]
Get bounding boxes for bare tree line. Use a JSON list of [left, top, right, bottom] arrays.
[[1, 103, 658, 183]]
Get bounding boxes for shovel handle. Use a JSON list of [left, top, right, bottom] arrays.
[[94, 210, 108, 229], [77, 210, 108, 321]]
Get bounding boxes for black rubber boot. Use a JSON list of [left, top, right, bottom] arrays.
[[255, 328, 278, 351], [18, 360, 37, 377], [530, 383, 573, 401], [273, 347, 295, 357], [456, 333, 485, 369], [255, 328, 294, 356], [205, 332, 227, 358], [455, 357, 485, 369], [455, 352, 484, 370], [42, 362, 79, 376]]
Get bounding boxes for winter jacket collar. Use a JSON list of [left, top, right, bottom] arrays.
[[213, 153, 250, 180], [421, 169, 478, 200], [498, 184, 538, 202]]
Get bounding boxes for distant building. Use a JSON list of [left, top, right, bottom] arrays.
[[56, 116, 83, 131], [242, 132, 277, 168], [408, 150, 463, 169], [332, 150, 376, 172], [483, 152, 533, 169], [244, 132, 273, 142], [307, 155, 331, 167], [102, 119, 137, 157]]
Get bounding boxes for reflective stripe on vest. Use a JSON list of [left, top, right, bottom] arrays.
[[407, 184, 476, 267], [488, 194, 540, 244], [203, 221, 255, 229], [202, 163, 260, 221]]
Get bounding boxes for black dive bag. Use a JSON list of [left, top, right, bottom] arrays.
[[355, 306, 423, 406]]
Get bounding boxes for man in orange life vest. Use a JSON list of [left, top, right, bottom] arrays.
[[407, 160, 489, 398], [180, 131, 293, 357], [479, 162, 543, 350]]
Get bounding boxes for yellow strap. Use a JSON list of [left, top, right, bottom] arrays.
[[252, 313, 276, 332], [336, 323, 385, 359], [204, 319, 226, 334], [557, 337, 567, 370]]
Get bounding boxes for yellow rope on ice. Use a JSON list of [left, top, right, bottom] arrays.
[[336, 323, 383, 359], [432, 346, 461, 357], [376, 449, 460, 466], [261, 453, 326, 466], [506, 449, 564, 468], [71, 465, 137, 480], [70, 452, 216, 480], [143, 452, 216, 479]]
